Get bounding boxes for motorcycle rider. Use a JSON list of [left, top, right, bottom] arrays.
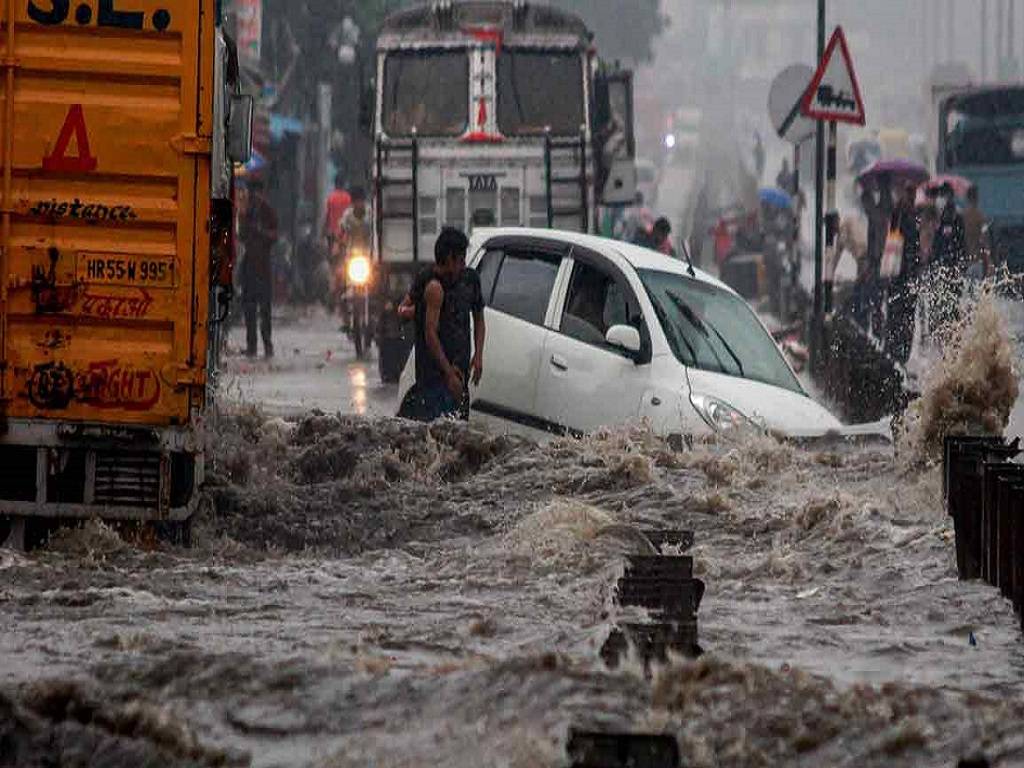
[[339, 187, 373, 258], [336, 187, 373, 347]]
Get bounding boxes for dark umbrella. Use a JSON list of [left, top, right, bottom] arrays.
[[857, 159, 930, 188]]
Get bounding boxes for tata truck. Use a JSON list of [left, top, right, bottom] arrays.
[[936, 84, 1024, 271], [0, 0, 252, 548], [368, 0, 637, 382]]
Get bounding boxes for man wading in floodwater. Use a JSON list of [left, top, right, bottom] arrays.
[[397, 227, 486, 421]]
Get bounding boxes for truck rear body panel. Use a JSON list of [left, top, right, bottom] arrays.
[[0, 0, 213, 428]]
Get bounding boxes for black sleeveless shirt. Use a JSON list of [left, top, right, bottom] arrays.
[[412, 267, 484, 389]]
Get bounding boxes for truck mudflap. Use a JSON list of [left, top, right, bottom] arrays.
[[0, 419, 202, 523]]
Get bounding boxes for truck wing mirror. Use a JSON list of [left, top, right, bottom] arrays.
[[228, 94, 254, 164], [593, 70, 638, 206]]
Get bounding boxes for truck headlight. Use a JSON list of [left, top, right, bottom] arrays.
[[690, 393, 760, 435], [346, 254, 372, 287]]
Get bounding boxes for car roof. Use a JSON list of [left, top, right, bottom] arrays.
[[470, 227, 737, 295]]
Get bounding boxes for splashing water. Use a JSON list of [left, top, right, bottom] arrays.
[[899, 278, 1020, 464]]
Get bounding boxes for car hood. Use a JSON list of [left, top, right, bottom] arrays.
[[686, 368, 843, 435]]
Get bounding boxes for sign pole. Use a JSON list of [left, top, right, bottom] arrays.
[[812, 0, 826, 370], [793, 142, 800, 237], [824, 120, 838, 313]]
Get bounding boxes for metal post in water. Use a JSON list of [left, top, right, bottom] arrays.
[[982, 0, 990, 81], [316, 83, 332, 238], [812, 0, 826, 369], [544, 127, 554, 229]]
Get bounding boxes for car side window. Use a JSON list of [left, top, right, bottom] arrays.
[[489, 250, 560, 325], [476, 248, 504, 304], [560, 260, 643, 352]]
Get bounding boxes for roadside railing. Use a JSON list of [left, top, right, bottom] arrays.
[[944, 435, 1024, 631], [601, 529, 703, 671], [565, 530, 699, 767]]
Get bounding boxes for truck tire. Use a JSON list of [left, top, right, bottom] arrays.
[[353, 320, 365, 358], [154, 517, 193, 548], [378, 337, 410, 384]]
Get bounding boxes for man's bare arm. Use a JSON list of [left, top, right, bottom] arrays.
[[424, 281, 450, 372], [425, 280, 463, 397]]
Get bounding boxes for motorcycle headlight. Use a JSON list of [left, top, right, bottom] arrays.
[[346, 254, 372, 287], [690, 393, 761, 435]]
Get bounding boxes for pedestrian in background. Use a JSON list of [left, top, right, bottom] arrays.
[[930, 182, 967, 336], [324, 173, 351, 257], [634, 217, 676, 257], [239, 176, 278, 359], [885, 183, 921, 364], [861, 174, 893, 336], [962, 185, 990, 280]]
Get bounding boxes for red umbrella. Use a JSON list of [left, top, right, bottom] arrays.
[[921, 174, 973, 199]]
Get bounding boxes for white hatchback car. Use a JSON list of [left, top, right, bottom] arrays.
[[399, 228, 841, 439]]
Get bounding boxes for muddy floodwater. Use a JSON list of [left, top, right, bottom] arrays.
[[4, 292, 1024, 767], [3, 406, 1024, 767]]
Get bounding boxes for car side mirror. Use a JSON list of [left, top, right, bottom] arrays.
[[606, 324, 642, 358], [228, 94, 254, 164]]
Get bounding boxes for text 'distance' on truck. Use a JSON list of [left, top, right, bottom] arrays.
[[0, 0, 252, 547], [367, 1, 638, 382]]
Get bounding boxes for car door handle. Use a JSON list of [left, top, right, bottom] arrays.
[[550, 355, 568, 372]]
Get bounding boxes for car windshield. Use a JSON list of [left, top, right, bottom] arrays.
[[944, 89, 1024, 167], [497, 50, 584, 135], [383, 50, 469, 136], [639, 269, 803, 395]]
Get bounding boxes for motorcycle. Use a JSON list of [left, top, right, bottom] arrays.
[[334, 247, 374, 359]]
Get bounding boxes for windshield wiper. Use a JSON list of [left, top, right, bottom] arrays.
[[665, 292, 746, 376], [665, 292, 732, 375], [651, 295, 697, 365], [702, 316, 745, 376]]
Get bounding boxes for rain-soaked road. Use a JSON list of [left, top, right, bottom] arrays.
[[218, 308, 400, 418], [3, 305, 1024, 768]]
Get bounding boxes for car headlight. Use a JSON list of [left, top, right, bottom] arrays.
[[690, 393, 760, 435], [346, 254, 372, 287]]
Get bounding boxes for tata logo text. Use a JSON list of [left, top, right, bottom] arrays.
[[467, 174, 498, 193]]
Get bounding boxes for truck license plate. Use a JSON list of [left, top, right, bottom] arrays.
[[77, 254, 176, 288]]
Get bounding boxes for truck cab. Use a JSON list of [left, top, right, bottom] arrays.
[[370, 0, 636, 382], [937, 85, 1024, 271]]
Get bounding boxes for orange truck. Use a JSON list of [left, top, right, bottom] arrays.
[[0, 0, 252, 547]]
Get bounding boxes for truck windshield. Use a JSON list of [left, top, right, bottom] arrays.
[[639, 269, 803, 395], [943, 88, 1024, 167], [497, 50, 584, 135], [383, 50, 469, 136]]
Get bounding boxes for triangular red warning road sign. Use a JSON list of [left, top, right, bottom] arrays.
[[801, 26, 866, 125], [42, 104, 98, 173]]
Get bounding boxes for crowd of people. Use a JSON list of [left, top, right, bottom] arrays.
[[836, 174, 990, 365], [233, 173, 375, 359]]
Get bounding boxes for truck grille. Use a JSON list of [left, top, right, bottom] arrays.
[[94, 451, 161, 508]]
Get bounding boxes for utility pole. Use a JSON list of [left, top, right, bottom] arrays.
[[1001, 0, 1010, 77], [982, 0, 989, 81], [812, 0, 825, 369], [947, 0, 955, 56]]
